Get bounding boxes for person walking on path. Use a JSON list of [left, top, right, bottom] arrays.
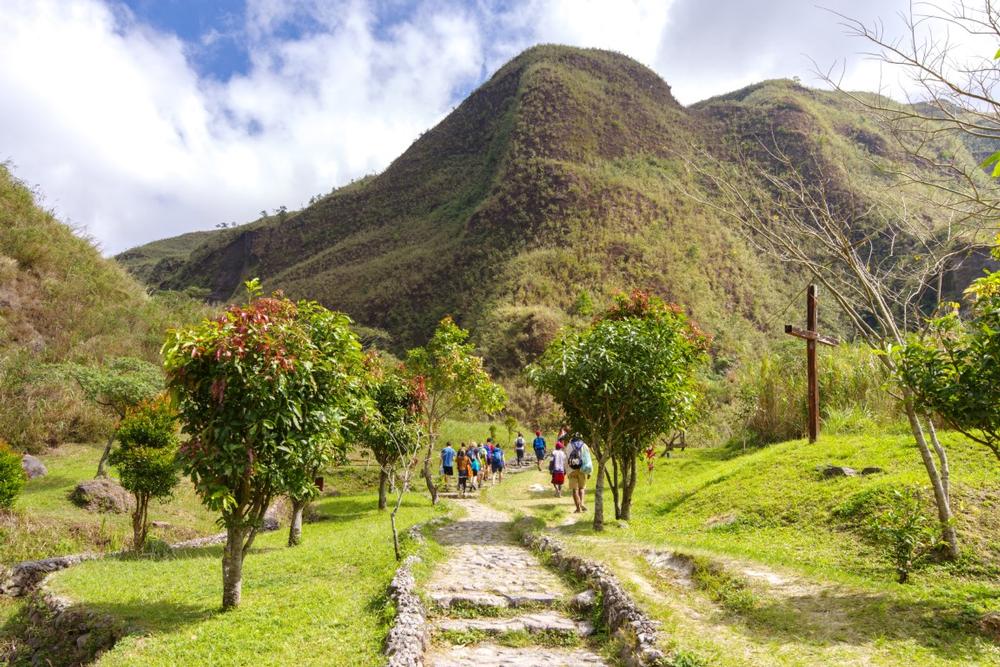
[[440, 442, 456, 491], [490, 440, 505, 484], [456, 449, 472, 498], [468, 445, 481, 490], [514, 432, 526, 467], [533, 431, 547, 471], [550, 441, 567, 496], [567, 434, 593, 513], [476, 443, 488, 488]]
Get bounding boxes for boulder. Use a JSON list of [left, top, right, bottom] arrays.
[[980, 612, 1000, 642], [820, 465, 857, 478], [69, 479, 133, 514], [21, 455, 47, 479], [570, 589, 597, 612]]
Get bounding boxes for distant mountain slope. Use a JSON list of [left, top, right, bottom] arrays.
[[116, 45, 985, 370]]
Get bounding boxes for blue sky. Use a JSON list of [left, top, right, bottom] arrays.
[[0, 0, 921, 253]]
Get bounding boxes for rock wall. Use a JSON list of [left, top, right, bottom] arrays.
[[384, 554, 430, 667], [522, 532, 665, 667]]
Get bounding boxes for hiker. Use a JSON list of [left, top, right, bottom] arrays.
[[567, 434, 593, 513], [514, 432, 526, 466], [440, 441, 456, 491], [550, 441, 566, 496], [468, 445, 481, 490], [490, 441, 505, 484], [456, 449, 472, 498], [533, 430, 547, 471], [477, 443, 489, 488]]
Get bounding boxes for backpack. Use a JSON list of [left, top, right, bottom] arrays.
[[515, 436, 525, 449], [568, 441, 584, 470], [492, 448, 503, 465]]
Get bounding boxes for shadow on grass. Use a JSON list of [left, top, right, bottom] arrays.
[[79, 599, 214, 633], [652, 473, 732, 517], [22, 474, 80, 496], [732, 587, 993, 661]]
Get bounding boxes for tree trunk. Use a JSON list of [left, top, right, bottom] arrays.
[[288, 498, 305, 547], [620, 456, 638, 521], [222, 525, 247, 610], [904, 401, 959, 559], [378, 469, 389, 511], [131, 493, 149, 551], [593, 456, 608, 531], [607, 457, 622, 520], [421, 440, 438, 505], [95, 433, 115, 478]]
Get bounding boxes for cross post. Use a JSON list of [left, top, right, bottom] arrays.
[[784, 284, 839, 443]]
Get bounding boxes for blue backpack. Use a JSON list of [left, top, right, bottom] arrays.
[[492, 448, 504, 465]]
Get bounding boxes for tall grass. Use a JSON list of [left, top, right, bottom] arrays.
[[734, 341, 899, 445]]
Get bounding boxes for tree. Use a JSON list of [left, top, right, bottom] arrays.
[[109, 395, 180, 550], [0, 440, 25, 511], [66, 357, 162, 478], [683, 137, 975, 558], [163, 281, 366, 609], [529, 292, 708, 530], [405, 317, 506, 504], [897, 243, 1000, 460], [357, 356, 421, 512]]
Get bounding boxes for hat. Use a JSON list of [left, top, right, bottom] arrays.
[[555, 441, 564, 449], [535, 430, 541, 436]]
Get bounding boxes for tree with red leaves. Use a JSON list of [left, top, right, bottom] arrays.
[[163, 279, 367, 609]]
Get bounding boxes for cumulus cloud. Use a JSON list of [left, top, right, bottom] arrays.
[[0, 0, 924, 253]]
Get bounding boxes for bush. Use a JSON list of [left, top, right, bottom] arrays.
[[734, 342, 897, 445], [0, 439, 26, 510], [108, 396, 179, 550], [864, 488, 940, 583]]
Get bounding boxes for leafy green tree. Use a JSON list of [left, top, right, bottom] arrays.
[[163, 282, 367, 609], [405, 317, 506, 504], [0, 440, 25, 510], [357, 356, 420, 511], [109, 396, 180, 550], [529, 292, 708, 530], [66, 357, 162, 478], [897, 248, 1000, 461]]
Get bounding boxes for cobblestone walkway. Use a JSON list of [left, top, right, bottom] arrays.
[[423, 499, 606, 667]]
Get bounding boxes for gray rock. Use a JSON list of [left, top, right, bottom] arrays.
[[69, 479, 133, 513], [570, 588, 598, 612], [820, 465, 857, 478], [76, 633, 91, 650], [21, 454, 46, 479]]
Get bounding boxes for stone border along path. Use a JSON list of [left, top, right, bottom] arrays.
[[421, 497, 608, 667]]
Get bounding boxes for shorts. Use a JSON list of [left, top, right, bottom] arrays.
[[491, 462, 504, 472], [516, 449, 525, 460], [567, 469, 589, 490], [458, 476, 468, 490], [551, 471, 565, 485], [443, 465, 454, 476], [534, 448, 545, 460]]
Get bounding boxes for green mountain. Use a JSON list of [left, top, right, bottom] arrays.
[[116, 45, 983, 370]]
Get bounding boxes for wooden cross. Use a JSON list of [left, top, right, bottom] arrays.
[[785, 284, 839, 443]]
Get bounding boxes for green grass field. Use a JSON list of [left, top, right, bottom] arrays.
[[33, 492, 446, 666], [486, 432, 1000, 666], [1, 442, 219, 564]]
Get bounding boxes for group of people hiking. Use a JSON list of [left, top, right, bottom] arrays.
[[528, 428, 593, 513], [440, 428, 594, 513], [439, 438, 508, 497]]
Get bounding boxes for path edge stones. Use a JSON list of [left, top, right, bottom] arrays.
[[522, 532, 666, 667], [384, 554, 429, 667]]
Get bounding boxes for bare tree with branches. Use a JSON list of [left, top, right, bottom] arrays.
[[683, 135, 980, 558]]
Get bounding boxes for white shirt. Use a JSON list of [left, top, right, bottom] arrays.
[[551, 449, 567, 473]]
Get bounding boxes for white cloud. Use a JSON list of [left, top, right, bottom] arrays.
[[0, 0, 482, 252], [0, 0, 937, 254]]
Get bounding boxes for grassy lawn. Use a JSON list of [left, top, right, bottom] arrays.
[[1, 442, 219, 563], [485, 432, 1000, 666], [37, 492, 447, 666]]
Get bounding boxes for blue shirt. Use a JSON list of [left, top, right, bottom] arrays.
[[533, 436, 546, 451], [441, 446, 456, 467]]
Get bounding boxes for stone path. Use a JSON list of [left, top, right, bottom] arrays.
[[422, 499, 606, 667]]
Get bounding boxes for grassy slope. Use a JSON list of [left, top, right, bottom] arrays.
[[0, 442, 219, 563], [40, 492, 446, 666], [487, 432, 1000, 666]]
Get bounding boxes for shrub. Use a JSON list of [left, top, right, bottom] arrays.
[[864, 488, 940, 583], [0, 439, 26, 510], [108, 396, 179, 550]]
